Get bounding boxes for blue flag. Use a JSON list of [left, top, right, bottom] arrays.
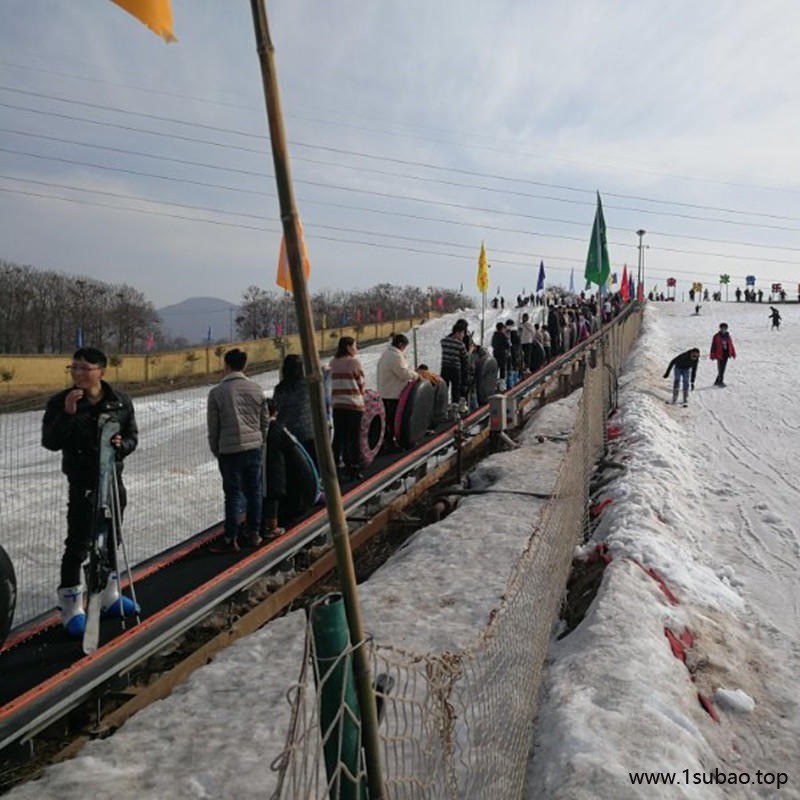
[[536, 260, 546, 292], [75, 327, 84, 348], [206, 325, 212, 343]]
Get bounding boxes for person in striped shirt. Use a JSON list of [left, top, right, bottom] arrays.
[[439, 320, 469, 404], [329, 336, 366, 479]]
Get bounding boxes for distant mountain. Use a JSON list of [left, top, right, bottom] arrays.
[[156, 296, 239, 345]]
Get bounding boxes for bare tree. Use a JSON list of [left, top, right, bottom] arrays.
[[0, 260, 161, 354]]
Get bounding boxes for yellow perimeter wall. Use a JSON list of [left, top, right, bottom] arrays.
[[0, 316, 433, 391]]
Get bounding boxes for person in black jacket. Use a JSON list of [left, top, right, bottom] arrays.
[[663, 347, 700, 406], [42, 347, 138, 636], [273, 354, 315, 463], [505, 319, 522, 382], [491, 321, 510, 380], [547, 305, 563, 356]]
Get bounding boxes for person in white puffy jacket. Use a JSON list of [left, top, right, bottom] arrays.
[[376, 333, 418, 447]]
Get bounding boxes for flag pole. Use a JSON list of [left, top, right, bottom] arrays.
[[480, 290, 485, 346], [249, 3, 385, 797]]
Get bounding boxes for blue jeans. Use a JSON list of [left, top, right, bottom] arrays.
[[217, 449, 263, 541], [673, 366, 691, 393]]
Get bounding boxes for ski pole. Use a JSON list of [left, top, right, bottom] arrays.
[[108, 471, 127, 630], [111, 468, 141, 627]]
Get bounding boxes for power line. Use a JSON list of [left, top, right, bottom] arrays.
[[3, 180, 798, 283], [3, 74, 798, 200], [3, 184, 788, 291], [3, 90, 800, 227], [2, 88, 800, 289], [4, 144, 800, 256]]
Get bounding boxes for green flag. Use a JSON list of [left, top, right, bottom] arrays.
[[584, 192, 610, 288]]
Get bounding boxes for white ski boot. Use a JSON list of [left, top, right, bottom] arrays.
[[100, 572, 140, 618], [57, 585, 86, 637]]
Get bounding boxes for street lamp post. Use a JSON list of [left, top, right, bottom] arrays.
[[116, 291, 125, 352], [636, 229, 646, 300], [75, 279, 86, 346]]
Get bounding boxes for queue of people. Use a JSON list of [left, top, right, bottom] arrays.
[[40, 300, 618, 637]]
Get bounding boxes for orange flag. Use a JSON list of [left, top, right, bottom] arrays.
[[276, 219, 311, 293], [111, 0, 176, 41]]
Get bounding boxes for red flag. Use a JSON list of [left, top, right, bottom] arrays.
[[620, 265, 629, 301], [376, 308, 383, 322], [145, 332, 155, 352], [437, 295, 444, 308]]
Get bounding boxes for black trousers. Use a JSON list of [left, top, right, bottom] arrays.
[[521, 343, 533, 371], [382, 398, 399, 442], [332, 408, 363, 469], [715, 356, 729, 384], [62, 475, 126, 588], [441, 368, 463, 403], [492, 351, 507, 379]]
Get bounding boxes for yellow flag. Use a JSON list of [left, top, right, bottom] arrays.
[[276, 219, 311, 293], [111, 0, 177, 42], [476, 241, 489, 294]]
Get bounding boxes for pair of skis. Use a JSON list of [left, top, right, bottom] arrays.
[[82, 413, 140, 655]]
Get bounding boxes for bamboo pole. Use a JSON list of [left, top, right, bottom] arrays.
[[248, 3, 385, 797]]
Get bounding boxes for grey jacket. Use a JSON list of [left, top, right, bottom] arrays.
[[207, 372, 267, 457]]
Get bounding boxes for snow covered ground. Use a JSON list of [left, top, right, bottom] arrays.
[[6, 300, 799, 799], [527, 301, 800, 799]]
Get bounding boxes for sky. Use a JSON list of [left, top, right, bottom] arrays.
[[3, 2, 800, 309], [4, 300, 799, 798]]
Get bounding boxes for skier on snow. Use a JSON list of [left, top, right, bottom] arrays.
[[663, 347, 700, 406]]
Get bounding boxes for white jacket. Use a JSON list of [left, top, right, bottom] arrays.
[[376, 345, 418, 400], [520, 321, 535, 345]]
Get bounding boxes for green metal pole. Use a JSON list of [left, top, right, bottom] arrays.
[[311, 594, 365, 800], [249, 4, 385, 798]]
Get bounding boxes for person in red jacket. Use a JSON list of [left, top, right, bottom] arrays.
[[709, 322, 736, 387]]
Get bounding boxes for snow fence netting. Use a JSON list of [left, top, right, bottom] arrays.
[[271, 310, 642, 799]]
